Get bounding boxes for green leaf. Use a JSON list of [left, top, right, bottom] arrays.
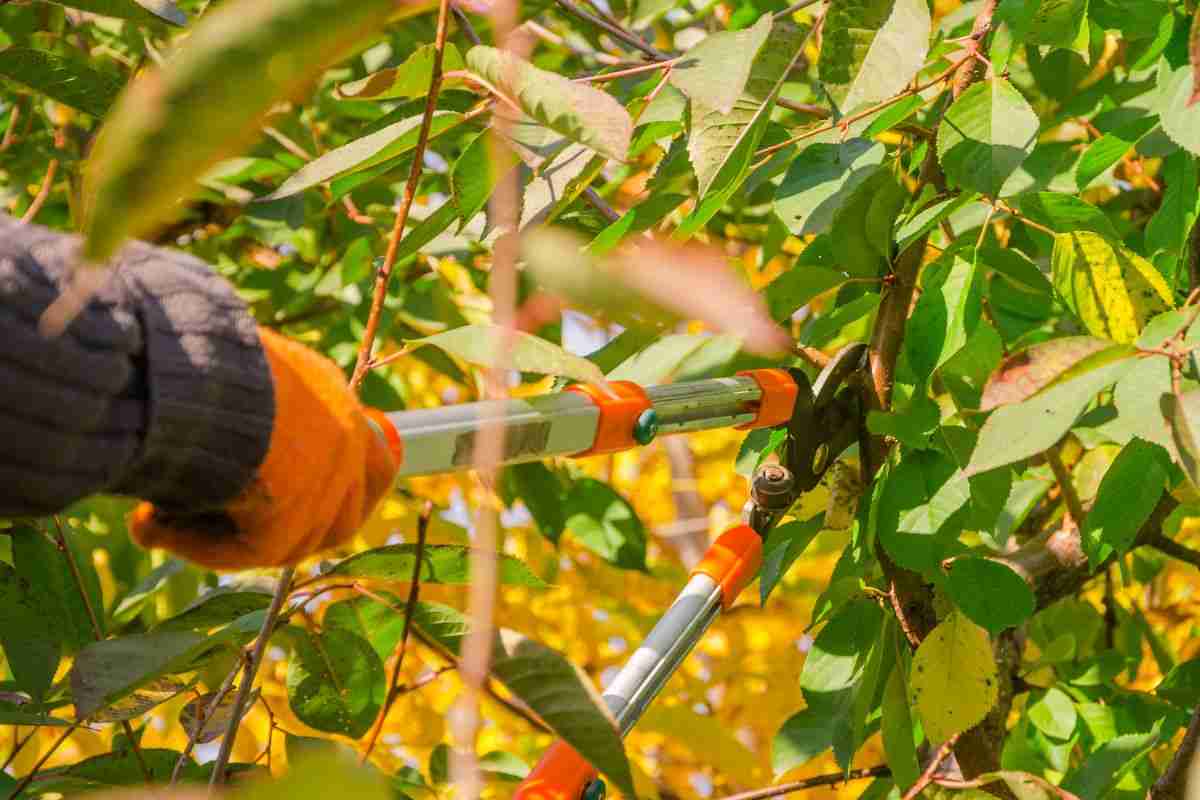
[[1156, 58, 1200, 157], [324, 543, 547, 587], [0, 48, 121, 118], [607, 333, 739, 384], [83, 0, 398, 260], [587, 191, 688, 256], [944, 557, 1035, 634], [669, 15, 772, 115], [1146, 150, 1200, 274], [564, 478, 647, 570], [760, 515, 825, 603], [12, 524, 100, 653], [765, 264, 848, 322], [980, 336, 1117, 411], [56, 747, 206, 785], [502, 462, 568, 542], [687, 21, 808, 199], [936, 78, 1039, 197], [773, 139, 886, 236], [966, 356, 1135, 475], [909, 611, 999, 744], [450, 131, 497, 227], [881, 666, 919, 792], [1052, 231, 1175, 343], [1075, 116, 1158, 189], [261, 111, 464, 200], [1022, 0, 1089, 48], [154, 587, 274, 632], [866, 393, 940, 450], [69, 630, 215, 719], [337, 43, 465, 99], [818, 0, 931, 112], [1164, 389, 1200, 489], [110, 559, 186, 625], [466, 46, 632, 160], [877, 449, 961, 573], [246, 750, 391, 800], [323, 594, 407, 662], [1082, 438, 1167, 566], [1061, 723, 1161, 798], [490, 630, 635, 798], [46, 0, 186, 26], [829, 166, 907, 277], [1157, 659, 1200, 707], [905, 254, 982, 379], [389, 200, 461, 265], [0, 562, 61, 701], [285, 627, 385, 738], [1019, 192, 1120, 240], [772, 707, 832, 777], [1028, 687, 1077, 740], [406, 324, 605, 383]]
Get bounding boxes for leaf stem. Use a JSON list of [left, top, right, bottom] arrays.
[[1045, 446, 1085, 529], [772, 0, 824, 20], [4, 722, 82, 800], [574, 56, 680, 83], [350, 0, 455, 390], [207, 566, 295, 789], [901, 735, 959, 800], [170, 664, 240, 785], [359, 500, 434, 764], [20, 157, 58, 224], [1149, 533, 1200, 570], [553, 0, 667, 59]]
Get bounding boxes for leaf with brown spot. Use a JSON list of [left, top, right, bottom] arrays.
[[980, 336, 1121, 411]]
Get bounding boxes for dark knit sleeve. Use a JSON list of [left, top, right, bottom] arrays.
[[0, 215, 274, 516]]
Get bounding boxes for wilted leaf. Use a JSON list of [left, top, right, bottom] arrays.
[[966, 356, 1135, 475], [669, 15, 772, 115], [773, 139, 886, 236], [324, 543, 546, 587], [1081, 438, 1167, 566], [83, 0, 398, 259], [490, 630, 635, 798], [909, 611, 999, 743], [564, 478, 647, 570], [406, 324, 605, 383], [522, 228, 789, 355], [1052, 231, 1175, 343], [261, 111, 464, 200], [178, 687, 259, 744], [687, 21, 807, 199], [466, 46, 632, 160], [0, 48, 122, 118], [337, 43, 465, 99], [944, 557, 1035, 634], [285, 627, 385, 738], [936, 78, 1039, 197], [47, 0, 186, 26], [981, 336, 1116, 411], [819, 0, 931, 112]]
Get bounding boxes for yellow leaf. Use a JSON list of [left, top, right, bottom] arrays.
[[1051, 231, 1175, 344], [908, 611, 999, 743]]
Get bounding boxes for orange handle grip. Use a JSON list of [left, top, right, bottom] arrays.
[[692, 524, 763, 609], [514, 740, 598, 800], [566, 381, 652, 456], [364, 407, 405, 466], [735, 369, 799, 430]]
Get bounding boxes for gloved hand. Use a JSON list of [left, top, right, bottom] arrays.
[[129, 328, 401, 570]]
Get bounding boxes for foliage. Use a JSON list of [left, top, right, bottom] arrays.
[[5, 0, 1200, 798]]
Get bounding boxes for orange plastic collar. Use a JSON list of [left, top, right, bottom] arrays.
[[692, 525, 763, 609], [364, 407, 405, 467], [514, 740, 598, 800], [567, 381, 652, 456], [735, 369, 799, 430]]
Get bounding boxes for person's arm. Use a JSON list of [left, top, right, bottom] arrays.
[[0, 216, 399, 570], [0, 214, 274, 516]]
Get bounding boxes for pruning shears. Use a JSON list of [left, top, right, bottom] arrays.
[[372, 344, 868, 800]]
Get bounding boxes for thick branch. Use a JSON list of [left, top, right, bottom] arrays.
[[1151, 704, 1200, 800]]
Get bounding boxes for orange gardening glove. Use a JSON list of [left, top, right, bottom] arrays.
[[129, 328, 401, 570]]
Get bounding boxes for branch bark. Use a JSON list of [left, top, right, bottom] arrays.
[[714, 765, 889, 800], [1150, 703, 1200, 800]]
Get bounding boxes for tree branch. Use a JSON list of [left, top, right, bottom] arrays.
[[1045, 446, 1085, 528], [902, 736, 958, 800], [1150, 703, 1200, 800], [554, 0, 667, 59], [715, 766, 889, 800], [350, 0, 454, 390], [1150, 532, 1200, 570], [208, 566, 295, 787]]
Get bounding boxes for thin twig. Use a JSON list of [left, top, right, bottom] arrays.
[[715, 766, 890, 800], [1, 726, 37, 772], [5, 722, 81, 800], [263, 126, 313, 161], [583, 187, 620, 222], [50, 518, 154, 786], [208, 566, 295, 788], [901, 736, 959, 800], [792, 343, 830, 369], [359, 500, 434, 764], [350, 0, 454, 390], [776, 97, 830, 117], [1150, 534, 1200, 570], [0, 102, 20, 153], [170, 664, 240, 785], [574, 56, 680, 83], [554, 0, 667, 59], [452, 3, 483, 45], [772, 0, 824, 19], [19, 158, 57, 224], [1045, 446, 1085, 528]]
